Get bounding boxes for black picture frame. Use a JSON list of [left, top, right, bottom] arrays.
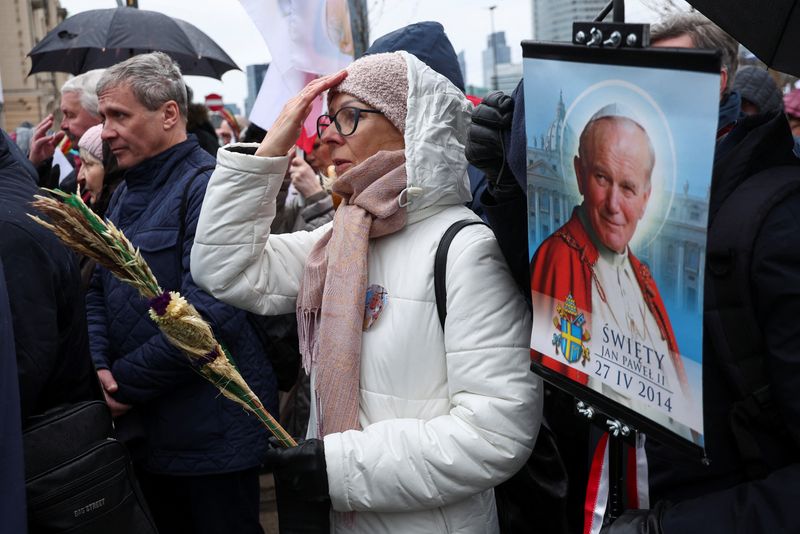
[[524, 41, 721, 458]]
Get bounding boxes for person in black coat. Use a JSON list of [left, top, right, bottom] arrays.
[[186, 86, 220, 157], [466, 12, 800, 534], [0, 258, 27, 534], [0, 129, 98, 421]]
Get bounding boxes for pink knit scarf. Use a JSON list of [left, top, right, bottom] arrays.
[[296, 149, 407, 437]]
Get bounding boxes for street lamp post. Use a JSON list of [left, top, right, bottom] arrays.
[[489, 5, 498, 91]]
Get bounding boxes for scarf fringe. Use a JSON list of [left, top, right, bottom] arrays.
[[297, 307, 320, 373]]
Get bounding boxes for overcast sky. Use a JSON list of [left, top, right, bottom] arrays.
[[58, 0, 690, 115]]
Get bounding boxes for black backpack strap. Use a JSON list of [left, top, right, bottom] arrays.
[[435, 219, 489, 329], [175, 165, 216, 286], [706, 165, 800, 477]]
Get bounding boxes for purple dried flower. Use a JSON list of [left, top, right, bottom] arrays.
[[149, 291, 171, 316]]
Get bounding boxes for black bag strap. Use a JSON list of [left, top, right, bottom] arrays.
[[706, 164, 800, 477], [175, 165, 216, 285], [435, 219, 488, 329]]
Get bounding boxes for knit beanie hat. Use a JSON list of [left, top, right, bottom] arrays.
[[329, 52, 408, 134], [785, 89, 800, 119], [733, 66, 784, 114], [78, 124, 104, 161]]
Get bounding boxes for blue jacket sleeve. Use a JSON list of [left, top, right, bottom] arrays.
[[662, 193, 800, 533], [85, 265, 111, 370], [109, 173, 251, 405]]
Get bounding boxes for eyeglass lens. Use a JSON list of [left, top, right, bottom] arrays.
[[317, 107, 360, 138]]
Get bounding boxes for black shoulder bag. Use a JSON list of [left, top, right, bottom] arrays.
[[23, 400, 158, 533]]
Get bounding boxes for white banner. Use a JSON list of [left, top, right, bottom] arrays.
[[52, 145, 74, 184], [241, 0, 354, 131]]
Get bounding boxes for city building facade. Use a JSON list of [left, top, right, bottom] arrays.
[[244, 63, 268, 117], [532, 0, 608, 42], [495, 62, 524, 94], [482, 31, 512, 90], [457, 50, 467, 89], [0, 0, 69, 130]]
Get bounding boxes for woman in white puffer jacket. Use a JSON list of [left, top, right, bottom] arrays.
[[191, 51, 542, 534]]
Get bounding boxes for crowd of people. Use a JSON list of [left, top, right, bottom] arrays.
[[1, 9, 799, 534]]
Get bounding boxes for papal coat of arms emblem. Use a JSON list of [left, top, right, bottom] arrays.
[[552, 293, 591, 365]]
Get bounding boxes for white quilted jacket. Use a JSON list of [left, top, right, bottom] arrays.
[[191, 52, 542, 534]]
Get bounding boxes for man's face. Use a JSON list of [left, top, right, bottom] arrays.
[[99, 83, 177, 169], [60, 91, 101, 144], [574, 118, 653, 254]]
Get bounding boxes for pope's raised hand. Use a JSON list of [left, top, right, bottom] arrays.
[[256, 70, 348, 158]]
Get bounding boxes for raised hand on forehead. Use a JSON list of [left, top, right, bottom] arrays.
[[256, 70, 348, 158]]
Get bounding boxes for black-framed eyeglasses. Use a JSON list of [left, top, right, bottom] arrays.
[[316, 107, 384, 138]]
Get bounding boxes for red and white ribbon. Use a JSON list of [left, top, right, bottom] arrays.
[[583, 433, 610, 534], [583, 432, 649, 534]]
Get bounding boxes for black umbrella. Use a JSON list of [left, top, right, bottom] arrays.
[[686, 0, 800, 77], [28, 7, 239, 79]]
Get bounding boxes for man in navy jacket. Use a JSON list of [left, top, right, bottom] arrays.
[[88, 52, 275, 534]]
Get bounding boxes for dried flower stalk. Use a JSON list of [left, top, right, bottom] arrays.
[[30, 189, 296, 448]]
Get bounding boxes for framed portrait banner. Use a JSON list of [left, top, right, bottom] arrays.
[[523, 43, 720, 451]]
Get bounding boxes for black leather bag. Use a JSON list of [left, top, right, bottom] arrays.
[[24, 400, 158, 533]]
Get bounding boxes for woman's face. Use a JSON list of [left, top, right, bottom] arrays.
[[77, 153, 105, 204], [321, 93, 404, 176]]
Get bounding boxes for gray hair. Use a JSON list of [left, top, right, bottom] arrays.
[[96, 52, 187, 120], [651, 12, 739, 93], [61, 69, 105, 117]]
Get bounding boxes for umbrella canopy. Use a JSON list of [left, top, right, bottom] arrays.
[[28, 7, 238, 79], [687, 0, 800, 77]]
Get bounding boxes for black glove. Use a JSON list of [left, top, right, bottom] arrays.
[[600, 501, 670, 534], [266, 438, 329, 502], [465, 91, 521, 200], [267, 438, 330, 534]]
